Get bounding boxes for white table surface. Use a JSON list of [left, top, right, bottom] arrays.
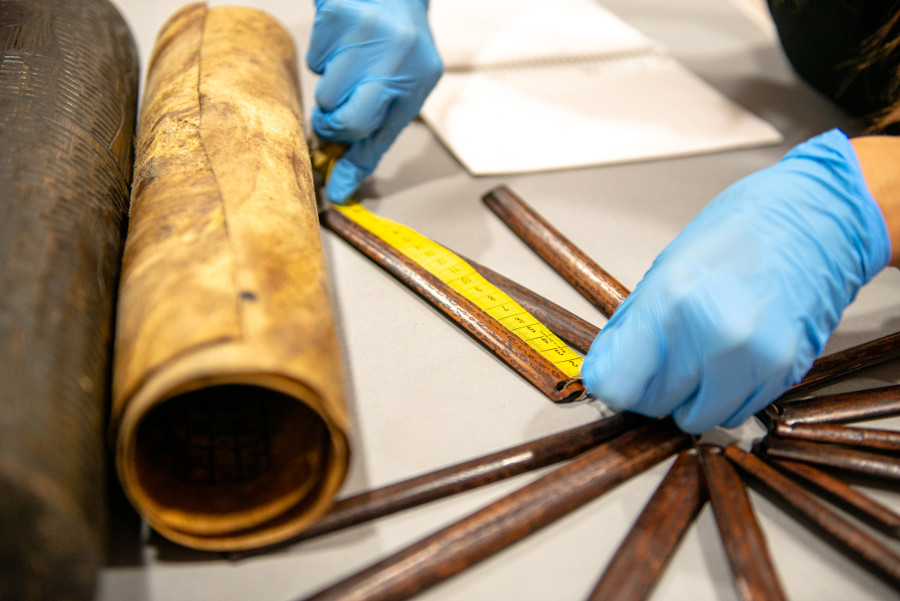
[[99, 1, 900, 600]]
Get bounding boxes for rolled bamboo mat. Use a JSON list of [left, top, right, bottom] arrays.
[[110, 3, 350, 551], [0, 0, 139, 599]]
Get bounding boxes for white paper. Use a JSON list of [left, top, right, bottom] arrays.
[[421, 0, 783, 175]]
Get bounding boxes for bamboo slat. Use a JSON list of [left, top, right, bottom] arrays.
[[299, 420, 688, 601], [588, 450, 707, 601]]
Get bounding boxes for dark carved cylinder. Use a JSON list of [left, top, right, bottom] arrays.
[[0, 1, 138, 599]]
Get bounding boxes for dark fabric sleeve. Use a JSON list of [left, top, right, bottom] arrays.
[[767, 0, 899, 122]]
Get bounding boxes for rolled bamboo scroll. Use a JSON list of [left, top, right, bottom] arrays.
[[0, 0, 138, 599], [111, 3, 350, 551]]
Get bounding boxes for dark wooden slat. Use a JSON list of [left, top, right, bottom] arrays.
[[787, 333, 900, 399], [296, 420, 689, 601], [480, 187, 900, 415], [773, 422, 900, 454], [760, 436, 900, 482], [231, 414, 636, 559], [697, 445, 786, 601], [0, 1, 138, 599], [482, 185, 630, 318], [728, 447, 900, 590], [770, 384, 900, 426], [321, 207, 585, 403], [462, 256, 601, 354], [588, 450, 706, 601], [769, 458, 900, 538]]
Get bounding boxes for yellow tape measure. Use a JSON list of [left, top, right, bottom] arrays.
[[332, 202, 583, 378]]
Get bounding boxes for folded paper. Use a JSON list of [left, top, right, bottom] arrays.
[[421, 0, 782, 174]]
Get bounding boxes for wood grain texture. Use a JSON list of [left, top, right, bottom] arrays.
[[0, 0, 138, 599], [298, 420, 689, 601], [588, 450, 707, 601], [773, 422, 900, 454], [482, 185, 630, 317], [111, 3, 349, 551], [233, 414, 636, 558], [769, 458, 900, 538], [462, 256, 601, 355], [786, 331, 900, 398], [698, 445, 786, 601], [729, 446, 900, 591], [775, 384, 900, 425], [760, 436, 900, 482], [320, 207, 586, 403]]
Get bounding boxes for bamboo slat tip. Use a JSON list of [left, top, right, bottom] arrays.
[[555, 378, 588, 403], [722, 444, 743, 459], [755, 405, 781, 431], [481, 184, 513, 200], [697, 443, 724, 455], [722, 445, 763, 471]]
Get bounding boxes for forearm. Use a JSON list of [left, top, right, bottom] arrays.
[[852, 136, 900, 267]]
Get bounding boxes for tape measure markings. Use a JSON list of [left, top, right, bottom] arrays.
[[334, 203, 582, 377]]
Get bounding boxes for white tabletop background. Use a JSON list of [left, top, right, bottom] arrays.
[[99, 1, 900, 600]]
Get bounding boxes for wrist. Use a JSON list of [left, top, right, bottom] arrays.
[[851, 135, 900, 267], [780, 129, 892, 282]]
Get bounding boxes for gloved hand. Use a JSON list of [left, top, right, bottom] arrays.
[[307, 0, 443, 203], [582, 129, 891, 434]]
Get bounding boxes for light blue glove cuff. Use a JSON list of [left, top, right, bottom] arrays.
[[723, 129, 891, 289], [582, 129, 890, 433]]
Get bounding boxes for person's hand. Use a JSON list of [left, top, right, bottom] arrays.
[[307, 0, 443, 203], [582, 130, 892, 434]]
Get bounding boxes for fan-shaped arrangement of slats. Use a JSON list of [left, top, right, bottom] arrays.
[[282, 185, 900, 601]]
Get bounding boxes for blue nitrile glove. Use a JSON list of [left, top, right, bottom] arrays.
[[307, 0, 443, 203], [582, 129, 891, 434]]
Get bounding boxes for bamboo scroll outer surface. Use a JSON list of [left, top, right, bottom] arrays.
[[0, 1, 138, 599], [111, 3, 349, 551]]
